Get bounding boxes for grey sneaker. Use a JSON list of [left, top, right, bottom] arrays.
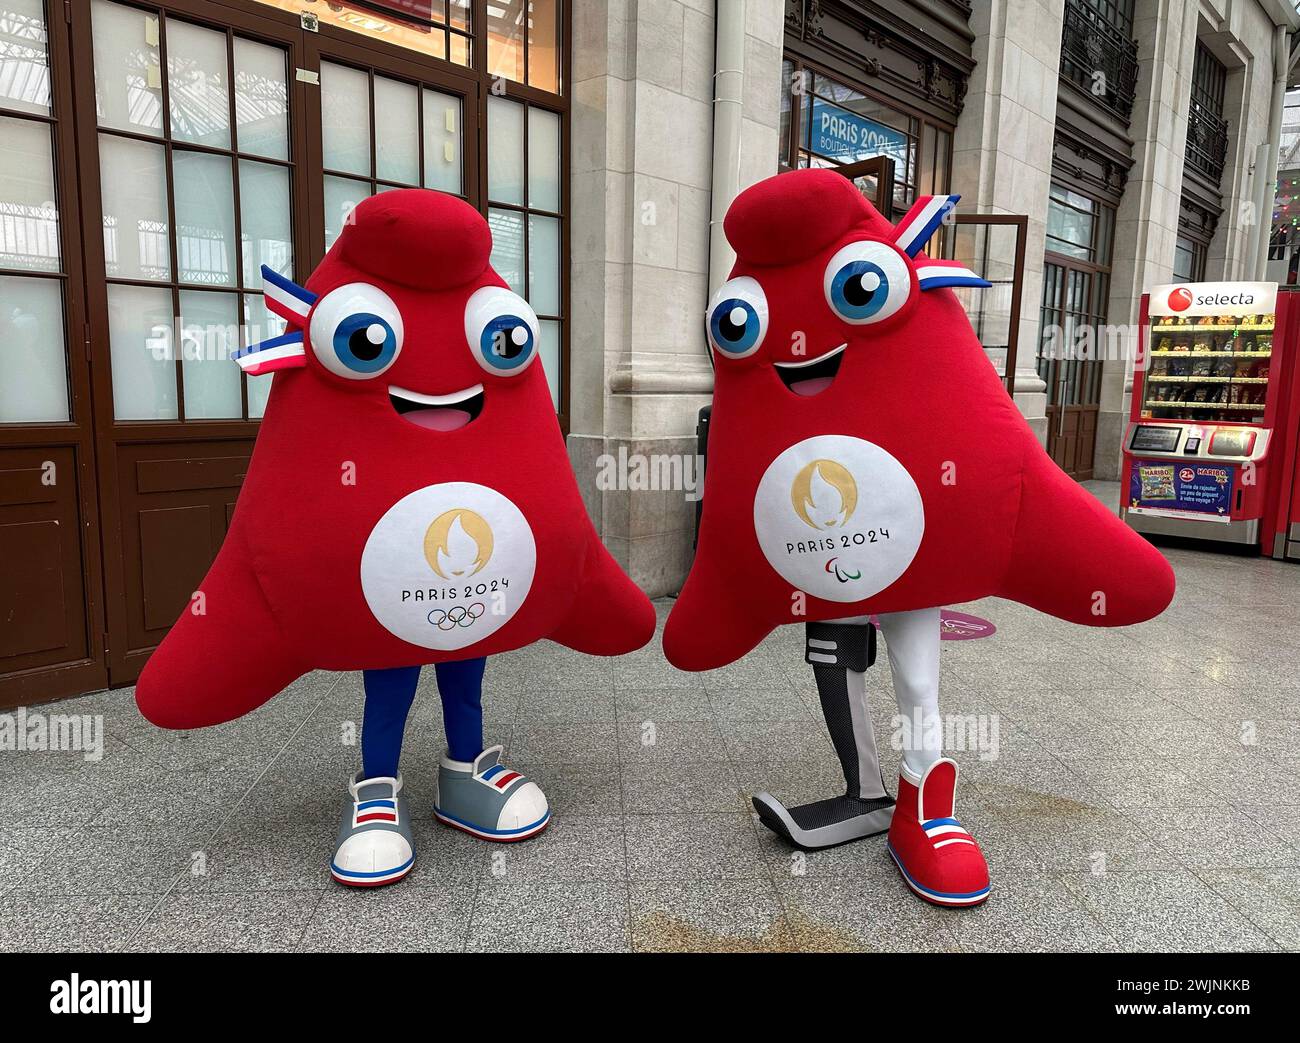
[[331, 773, 416, 887], [434, 745, 550, 841]]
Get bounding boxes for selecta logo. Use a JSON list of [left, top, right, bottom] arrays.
[[1168, 287, 1193, 312]]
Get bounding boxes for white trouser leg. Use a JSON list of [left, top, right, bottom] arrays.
[[877, 608, 942, 783]]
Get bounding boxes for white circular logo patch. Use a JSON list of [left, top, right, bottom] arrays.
[[360, 482, 536, 650], [753, 435, 924, 603]]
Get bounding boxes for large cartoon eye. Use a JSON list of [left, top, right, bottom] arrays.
[[706, 277, 768, 359], [823, 241, 912, 325], [308, 282, 404, 379], [464, 285, 539, 376]]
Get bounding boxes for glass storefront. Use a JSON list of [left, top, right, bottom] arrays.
[[0, 0, 569, 701], [778, 57, 953, 221]]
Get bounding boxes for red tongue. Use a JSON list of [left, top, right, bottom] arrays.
[[403, 407, 471, 431], [790, 375, 835, 397]]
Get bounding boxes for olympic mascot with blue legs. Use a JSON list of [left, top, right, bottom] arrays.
[[136, 189, 656, 887], [665, 169, 1175, 907]]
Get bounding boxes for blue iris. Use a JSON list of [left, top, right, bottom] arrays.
[[709, 298, 761, 355], [829, 260, 889, 321], [479, 315, 535, 371], [332, 312, 398, 374]]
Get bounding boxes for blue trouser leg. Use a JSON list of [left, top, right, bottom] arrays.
[[434, 657, 487, 763], [360, 665, 421, 780]]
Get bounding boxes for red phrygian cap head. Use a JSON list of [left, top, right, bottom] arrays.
[[663, 169, 1174, 671], [136, 189, 654, 729]]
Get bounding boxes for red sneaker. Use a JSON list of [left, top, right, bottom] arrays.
[[887, 758, 990, 907]]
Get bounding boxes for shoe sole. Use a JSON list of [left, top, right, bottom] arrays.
[[434, 808, 551, 842], [887, 843, 990, 907], [330, 857, 415, 888]]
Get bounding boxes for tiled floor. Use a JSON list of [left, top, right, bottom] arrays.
[[2, 482, 1298, 952]]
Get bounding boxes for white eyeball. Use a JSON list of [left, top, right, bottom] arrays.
[[823, 241, 913, 325], [706, 276, 768, 359], [308, 282, 404, 379], [464, 285, 539, 376]]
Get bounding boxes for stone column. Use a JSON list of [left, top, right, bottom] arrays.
[[569, 0, 784, 596], [1096, 0, 1197, 480], [949, 0, 1061, 445]]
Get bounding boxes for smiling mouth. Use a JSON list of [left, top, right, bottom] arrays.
[[774, 344, 846, 397], [389, 384, 484, 431]]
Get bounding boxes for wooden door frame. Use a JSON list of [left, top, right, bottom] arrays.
[[954, 212, 1028, 398], [1041, 251, 1105, 479], [68, 0, 311, 683], [0, 0, 108, 708]]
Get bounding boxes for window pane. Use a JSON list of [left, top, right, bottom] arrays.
[[0, 0, 52, 115], [321, 62, 370, 176], [449, 0, 469, 31], [487, 207, 523, 294], [528, 106, 560, 211], [243, 291, 283, 419], [539, 318, 560, 413], [374, 75, 418, 185], [487, 96, 524, 204], [91, 0, 163, 136], [233, 37, 288, 160], [239, 159, 292, 288], [107, 283, 175, 420], [324, 174, 372, 252], [422, 88, 461, 194], [98, 134, 169, 280], [173, 149, 235, 286], [528, 0, 559, 93], [166, 19, 230, 149], [179, 289, 241, 418], [449, 32, 469, 68], [487, 2, 524, 84], [0, 274, 67, 421], [0, 114, 59, 271], [527, 213, 559, 315]]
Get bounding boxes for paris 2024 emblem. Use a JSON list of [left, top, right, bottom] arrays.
[[753, 434, 924, 603], [361, 482, 536, 650]]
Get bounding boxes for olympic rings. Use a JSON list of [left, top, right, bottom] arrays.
[[427, 602, 487, 630]]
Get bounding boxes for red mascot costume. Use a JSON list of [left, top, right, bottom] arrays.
[[664, 170, 1174, 906], [136, 189, 655, 886]]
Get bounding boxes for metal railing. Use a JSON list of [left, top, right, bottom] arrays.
[[1059, 0, 1140, 122], [1185, 98, 1229, 183]]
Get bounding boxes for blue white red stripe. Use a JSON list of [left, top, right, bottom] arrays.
[[480, 763, 523, 791], [354, 797, 398, 825], [916, 258, 992, 291], [232, 330, 306, 375], [261, 264, 317, 323], [921, 816, 976, 848], [892, 194, 959, 258]]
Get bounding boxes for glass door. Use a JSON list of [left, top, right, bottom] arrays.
[[72, 0, 308, 683], [0, 0, 107, 706]]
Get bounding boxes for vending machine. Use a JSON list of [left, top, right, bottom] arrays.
[[1122, 281, 1299, 548], [1268, 318, 1300, 560]]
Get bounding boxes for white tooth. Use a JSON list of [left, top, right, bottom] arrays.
[[773, 344, 847, 369], [388, 383, 483, 406]]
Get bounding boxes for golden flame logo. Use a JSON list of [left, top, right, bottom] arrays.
[[791, 459, 858, 530], [424, 508, 494, 578]]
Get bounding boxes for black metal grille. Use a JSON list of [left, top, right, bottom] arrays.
[[1059, 0, 1139, 122], [1186, 43, 1229, 183]]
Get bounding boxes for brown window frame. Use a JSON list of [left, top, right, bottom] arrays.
[[778, 53, 956, 223]]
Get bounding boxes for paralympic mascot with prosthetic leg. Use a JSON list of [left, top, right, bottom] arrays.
[[665, 169, 1174, 907], [137, 190, 656, 887]]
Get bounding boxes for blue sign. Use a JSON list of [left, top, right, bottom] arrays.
[[808, 99, 908, 165], [1128, 461, 1234, 517]]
